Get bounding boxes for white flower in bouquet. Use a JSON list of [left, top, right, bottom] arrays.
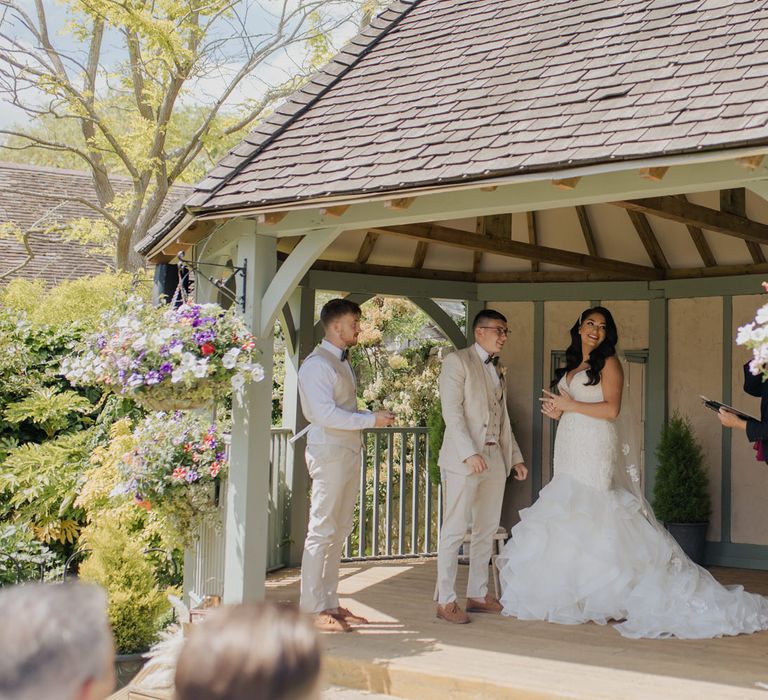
[[737, 285, 768, 379]]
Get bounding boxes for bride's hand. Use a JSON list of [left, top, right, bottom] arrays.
[[541, 403, 563, 420], [540, 388, 574, 415]]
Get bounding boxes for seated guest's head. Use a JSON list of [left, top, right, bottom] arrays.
[[0, 582, 115, 700], [174, 601, 322, 700]]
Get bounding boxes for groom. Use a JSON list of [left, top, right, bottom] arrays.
[[435, 309, 528, 624]]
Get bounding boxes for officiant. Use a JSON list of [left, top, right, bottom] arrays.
[[717, 361, 768, 464]]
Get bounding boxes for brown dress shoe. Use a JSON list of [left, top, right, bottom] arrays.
[[436, 601, 470, 624], [314, 612, 352, 632], [466, 594, 503, 614], [333, 606, 369, 625]]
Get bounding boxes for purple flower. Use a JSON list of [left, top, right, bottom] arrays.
[[159, 344, 170, 357], [215, 451, 226, 461], [193, 329, 216, 344], [185, 470, 200, 483], [159, 362, 173, 375], [145, 370, 163, 385], [96, 335, 107, 349], [127, 372, 144, 388]]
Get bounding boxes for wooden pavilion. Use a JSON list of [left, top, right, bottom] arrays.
[[137, 0, 768, 605]]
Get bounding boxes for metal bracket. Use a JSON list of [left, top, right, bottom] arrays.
[[177, 251, 247, 312]]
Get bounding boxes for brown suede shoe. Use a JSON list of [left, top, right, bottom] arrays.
[[333, 606, 369, 625], [314, 612, 352, 632], [466, 594, 503, 614], [436, 601, 470, 624]]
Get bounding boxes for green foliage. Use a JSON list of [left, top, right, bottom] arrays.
[[4, 387, 92, 439], [0, 524, 64, 584], [652, 414, 711, 523], [0, 272, 145, 327], [78, 520, 171, 654], [426, 401, 444, 485], [0, 430, 92, 543]]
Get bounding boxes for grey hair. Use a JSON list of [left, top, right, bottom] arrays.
[[0, 582, 112, 700]]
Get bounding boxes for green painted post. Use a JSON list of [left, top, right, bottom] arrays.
[[464, 300, 485, 348], [224, 228, 276, 603], [531, 301, 544, 499], [644, 295, 667, 502], [721, 296, 733, 544], [283, 285, 316, 566]]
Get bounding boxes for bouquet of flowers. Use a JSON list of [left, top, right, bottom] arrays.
[[62, 297, 263, 410], [736, 282, 768, 379], [114, 411, 229, 542]]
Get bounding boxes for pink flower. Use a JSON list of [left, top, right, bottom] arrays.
[[172, 467, 187, 480], [210, 463, 220, 477]]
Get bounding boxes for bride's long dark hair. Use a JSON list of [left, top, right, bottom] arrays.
[[552, 306, 618, 387]]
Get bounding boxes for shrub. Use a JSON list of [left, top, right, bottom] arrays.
[[78, 519, 171, 654], [426, 401, 444, 485], [652, 414, 711, 523]]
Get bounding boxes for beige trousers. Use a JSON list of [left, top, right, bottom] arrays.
[[299, 443, 360, 614], [435, 443, 507, 604]]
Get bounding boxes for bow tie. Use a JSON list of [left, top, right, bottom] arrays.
[[340, 348, 349, 362], [485, 354, 499, 366]]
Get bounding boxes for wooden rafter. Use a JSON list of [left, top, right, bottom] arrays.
[[310, 258, 474, 282], [473, 217, 484, 273], [721, 188, 765, 264], [355, 231, 379, 264], [612, 197, 768, 244], [526, 212, 539, 272], [676, 195, 717, 267], [412, 241, 428, 269], [575, 206, 598, 257], [372, 223, 663, 280], [626, 210, 669, 269]]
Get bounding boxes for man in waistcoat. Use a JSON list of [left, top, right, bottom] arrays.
[[435, 309, 528, 624], [298, 298, 395, 632]]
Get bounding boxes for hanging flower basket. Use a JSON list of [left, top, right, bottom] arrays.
[[62, 297, 263, 410], [113, 412, 229, 544]]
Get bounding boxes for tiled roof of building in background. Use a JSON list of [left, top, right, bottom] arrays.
[[176, 0, 768, 216], [0, 162, 193, 285]]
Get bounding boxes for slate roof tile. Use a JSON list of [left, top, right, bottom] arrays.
[[140, 0, 768, 249]]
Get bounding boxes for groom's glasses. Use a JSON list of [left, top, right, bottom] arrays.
[[478, 326, 509, 337]]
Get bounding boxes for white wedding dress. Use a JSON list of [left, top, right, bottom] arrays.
[[497, 368, 768, 639]]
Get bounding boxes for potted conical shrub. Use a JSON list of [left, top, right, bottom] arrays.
[[652, 414, 711, 565]]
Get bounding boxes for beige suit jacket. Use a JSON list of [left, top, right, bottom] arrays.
[[437, 346, 524, 477]]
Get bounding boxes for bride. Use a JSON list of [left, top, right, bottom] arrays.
[[497, 306, 768, 639]]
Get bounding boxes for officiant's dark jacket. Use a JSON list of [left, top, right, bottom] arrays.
[[743, 361, 768, 462]]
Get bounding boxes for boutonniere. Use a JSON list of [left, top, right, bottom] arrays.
[[499, 366, 508, 380]]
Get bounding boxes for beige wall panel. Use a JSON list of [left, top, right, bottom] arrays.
[[601, 300, 649, 351], [730, 294, 768, 545], [497, 302, 534, 530], [668, 297, 723, 541], [543, 300, 590, 485], [420, 243, 474, 271]]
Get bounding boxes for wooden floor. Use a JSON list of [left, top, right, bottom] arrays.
[[266, 559, 768, 700]]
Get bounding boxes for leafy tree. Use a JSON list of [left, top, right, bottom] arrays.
[[0, 1, 380, 270]]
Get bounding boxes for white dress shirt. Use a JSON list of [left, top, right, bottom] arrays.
[[474, 343, 500, 388], [298, 340, 375, 432]]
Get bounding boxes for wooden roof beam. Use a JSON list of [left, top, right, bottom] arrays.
[[721, 188, 765, 264], [575, 206, 598, 257], [626, 210, 669, 269], [526, 212, 539, 272], [355, 231, 380, 264], [373, 223, 663, 280], [412, 241, 428, 269], [612, 196, 768, 244], [675, 195, 717, 267]]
